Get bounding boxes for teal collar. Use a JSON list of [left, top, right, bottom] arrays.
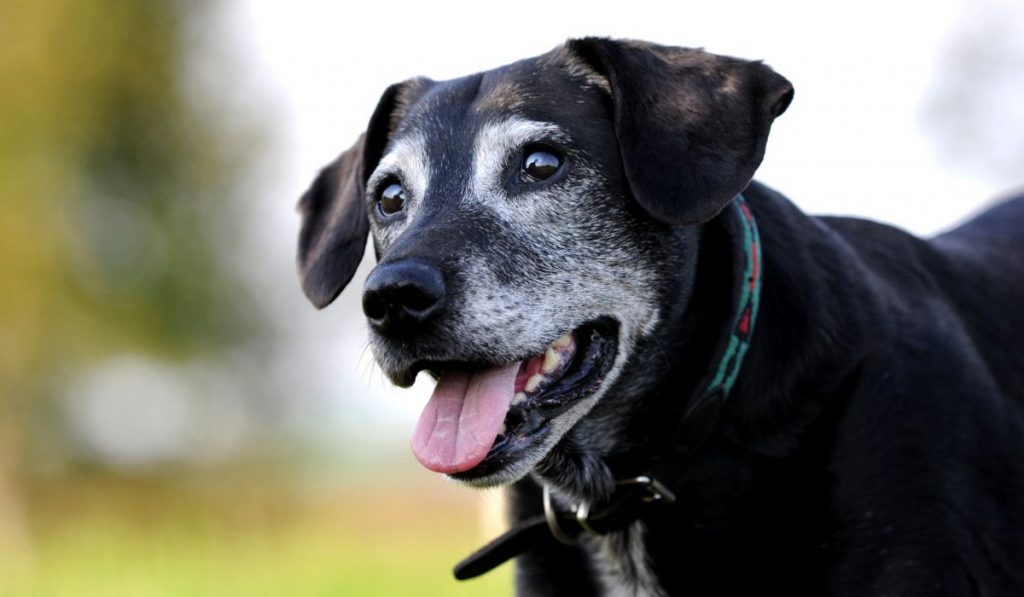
[[687, 193, 763, 416]]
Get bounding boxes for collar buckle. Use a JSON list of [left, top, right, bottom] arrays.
[[617, 475, 676, 504], [542, 475, 676, 544]]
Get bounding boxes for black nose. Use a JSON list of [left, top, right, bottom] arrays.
[[362, 259, 445, 336]]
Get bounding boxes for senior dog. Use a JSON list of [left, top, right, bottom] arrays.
[[296, 38, 1024, 596]]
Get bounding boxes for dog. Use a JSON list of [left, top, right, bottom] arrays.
[[295, 38, 1024, 596]]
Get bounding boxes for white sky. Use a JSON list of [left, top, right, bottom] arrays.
[[243, 0, 1013, 232], [221, 0, 1021, 457]]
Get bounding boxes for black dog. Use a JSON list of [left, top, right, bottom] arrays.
[[296, 38, 1024, 595]]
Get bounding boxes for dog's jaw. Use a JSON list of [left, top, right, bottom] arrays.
[[365, 287, 663, 489], [449, 312, 656, 489]]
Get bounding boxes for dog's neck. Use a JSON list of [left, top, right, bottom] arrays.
[[534, 195, 759, 503], [537, 184, 880, 504], [721, 184, 882, 458]]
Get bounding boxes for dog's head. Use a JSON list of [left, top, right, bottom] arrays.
[[296, 38, 791, 489]]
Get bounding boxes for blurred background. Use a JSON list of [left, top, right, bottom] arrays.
[[1, 0, 1021, 594]]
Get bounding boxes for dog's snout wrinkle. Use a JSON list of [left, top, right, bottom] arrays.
[[363, 258, 446, 337]]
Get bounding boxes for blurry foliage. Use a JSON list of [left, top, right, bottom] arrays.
[[0, 0, 273, 556], [0, 0, 258, 398]]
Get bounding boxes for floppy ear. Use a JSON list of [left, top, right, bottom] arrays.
[[296, 83, 408, 308], [567, 38, 794, 225]]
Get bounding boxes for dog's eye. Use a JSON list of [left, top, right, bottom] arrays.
[[377, 181, 407, 216], [521, 148, 562, 182]]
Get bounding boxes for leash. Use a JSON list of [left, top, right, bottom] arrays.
[[454, 195, 764, 581]]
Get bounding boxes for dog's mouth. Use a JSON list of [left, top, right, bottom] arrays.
[[408, 318, 619, 479]]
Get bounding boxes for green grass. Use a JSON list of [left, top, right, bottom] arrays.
[[0, 473, 513, 596]]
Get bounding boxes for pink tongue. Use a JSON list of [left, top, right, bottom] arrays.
[[410, 362, 520, 474]]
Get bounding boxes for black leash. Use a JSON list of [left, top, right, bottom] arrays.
[[454, 195, 763, 581]]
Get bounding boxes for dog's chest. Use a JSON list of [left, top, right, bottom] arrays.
[[583, 521, 667, 597]]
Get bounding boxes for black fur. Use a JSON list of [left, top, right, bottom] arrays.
[[296, 38, 1024, 595]]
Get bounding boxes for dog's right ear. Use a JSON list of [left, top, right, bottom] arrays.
[[567, 38, 793, 226], [296, 83, 408, 309]]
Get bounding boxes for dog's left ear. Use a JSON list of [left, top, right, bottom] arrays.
[[296, 135, 369, 309], [296, 82, 410, 308], [568, 38, 793, 225]]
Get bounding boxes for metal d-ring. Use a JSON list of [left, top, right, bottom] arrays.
[[542, 484, 576, 545]]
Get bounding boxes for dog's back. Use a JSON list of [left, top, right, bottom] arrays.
[[934, 194, 1024, 402], [818, 194, 1024, 404]]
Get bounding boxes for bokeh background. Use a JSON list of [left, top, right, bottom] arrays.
[[2, 0, 1022, 594]]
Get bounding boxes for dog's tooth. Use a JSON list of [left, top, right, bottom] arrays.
[[498, 422, 506, 436], [512, 392, 526, 406], [525, 374, 544, 393], [552, 333, 573, 349], [542, 347, 561, 374]]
